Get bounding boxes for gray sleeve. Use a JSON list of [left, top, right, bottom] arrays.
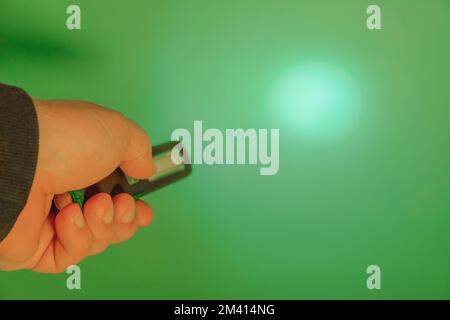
[[0, 83, 39, 241]]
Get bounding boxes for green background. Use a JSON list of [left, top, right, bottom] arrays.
[[1, 0, 450, 299]]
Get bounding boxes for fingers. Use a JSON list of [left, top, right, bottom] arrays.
[[111, 194, 139, 243], [83, 193, 116, 256], [32, 203, 93, 273], [54, 192, 72, 210], [120, 121, 156, 180], [54, 192, 153, 257], [55, 192, 152, 256], [56, 192, 153, 255], [54, 203, 93, 267], [135, 200, 154, 227], [26, 192, 153, 273]]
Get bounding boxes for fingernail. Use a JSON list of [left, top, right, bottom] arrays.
[[74, 212, 85, 228], [121, 209, 135, 224], [103, 206, 114, 224]]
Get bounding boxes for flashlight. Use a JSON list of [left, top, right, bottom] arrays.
[[68, 141, 192, 209]]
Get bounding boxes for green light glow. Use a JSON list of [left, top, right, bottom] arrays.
[[273, 63, 361, 139]]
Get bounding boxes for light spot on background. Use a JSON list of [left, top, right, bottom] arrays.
[[272, 63, 361, 140]]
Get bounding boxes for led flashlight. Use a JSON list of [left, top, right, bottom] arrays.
[[68, 141, 192, 209]]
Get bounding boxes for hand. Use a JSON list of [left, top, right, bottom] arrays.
[[0, 100, 156, 273]]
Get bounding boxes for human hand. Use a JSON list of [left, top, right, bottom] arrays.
[[0, 100, 156, 273]]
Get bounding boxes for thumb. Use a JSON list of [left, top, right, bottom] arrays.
[[33, 100, 157, 193], [120, 121, 156, 180]]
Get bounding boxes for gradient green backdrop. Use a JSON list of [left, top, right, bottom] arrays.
[[1, 0, 450, 299]]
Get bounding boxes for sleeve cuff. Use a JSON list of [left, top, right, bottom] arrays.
[[0, 84, 39, 241]]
